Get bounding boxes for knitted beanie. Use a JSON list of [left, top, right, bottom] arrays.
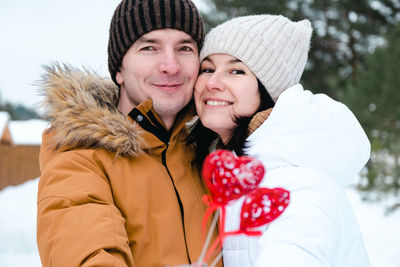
[[108, 0, 205, 85], [200, 15, 312, 102]]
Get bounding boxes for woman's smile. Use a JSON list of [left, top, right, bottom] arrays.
[[204, 98, 233, 107]]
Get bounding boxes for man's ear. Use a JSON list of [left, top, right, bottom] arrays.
[[116, 71, 124, 85]]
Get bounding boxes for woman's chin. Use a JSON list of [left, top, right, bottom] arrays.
[[201, 119, 233, 138]]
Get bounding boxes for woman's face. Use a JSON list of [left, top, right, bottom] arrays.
[[194, 54, 260, 143]]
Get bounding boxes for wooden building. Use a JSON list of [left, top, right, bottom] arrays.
[[0, 112, 48, 190]]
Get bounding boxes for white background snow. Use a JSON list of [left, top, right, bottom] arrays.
[[0, 178, 399, 266]]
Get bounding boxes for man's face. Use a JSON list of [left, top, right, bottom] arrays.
[[116, 29, 199, 128]]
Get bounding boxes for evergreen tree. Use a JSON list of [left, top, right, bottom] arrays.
[[344, 22, 400, 211], [0, 101, 40, 120]]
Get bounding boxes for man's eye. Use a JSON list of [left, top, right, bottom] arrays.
[[141, 46, 156, 51], [232, 70, 245, 75], [180, 46, 193, 52]]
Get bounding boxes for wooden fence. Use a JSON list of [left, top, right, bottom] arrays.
[[0, 144, 40, 190]]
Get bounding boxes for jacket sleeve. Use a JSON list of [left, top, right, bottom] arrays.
[[37, 150, 134, 267], [254, 169, 343, 267]]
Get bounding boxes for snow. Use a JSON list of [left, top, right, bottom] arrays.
[[0, 179, 41, 266], [347, 190, 400, 266], [8, 120, 49, 145], [0, 115, 49, 145], [0, 178, 399, 266]]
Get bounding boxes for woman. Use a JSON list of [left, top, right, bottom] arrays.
[[190, 15, 371, 266]]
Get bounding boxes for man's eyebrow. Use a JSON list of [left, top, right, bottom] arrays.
[[135, 37, 196, 45], [180, 38, 196, 44], [135, 37, 159, 44]]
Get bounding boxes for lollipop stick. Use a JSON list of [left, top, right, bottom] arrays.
[[198, 209, 220, 264], [210, 251, 223, 267]]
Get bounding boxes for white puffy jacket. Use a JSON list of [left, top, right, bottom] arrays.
[[222, 84, 371, 267]]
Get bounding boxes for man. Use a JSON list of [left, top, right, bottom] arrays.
[[37, 0, 220, 266]]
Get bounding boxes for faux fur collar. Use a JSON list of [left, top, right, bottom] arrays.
[[39, 64, 143, 157]]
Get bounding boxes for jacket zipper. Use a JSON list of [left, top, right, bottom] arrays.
[[129, 108, 191, 263], [162, 144, 191, 264]]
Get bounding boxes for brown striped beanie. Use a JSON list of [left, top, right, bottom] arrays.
[[108, 0, 205, 85]]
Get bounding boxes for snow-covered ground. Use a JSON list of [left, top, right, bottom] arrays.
[[0, 179, 41, 266], [0, 178, 399, 266]]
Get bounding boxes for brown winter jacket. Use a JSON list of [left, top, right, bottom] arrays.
[[37, 65, 221, 267]]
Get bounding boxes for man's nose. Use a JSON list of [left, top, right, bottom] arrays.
[[158, 50, 181, 75]]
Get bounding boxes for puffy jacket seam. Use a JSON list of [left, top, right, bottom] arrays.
[[37, 195, 80, 205], [37, 194, 114, 207], [109, 204, 127, 267]]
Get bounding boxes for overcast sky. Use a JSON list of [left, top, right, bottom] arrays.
[[0, 0, 207, 110]]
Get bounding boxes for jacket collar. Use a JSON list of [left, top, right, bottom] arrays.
[[130, 99, 195, 150], [40, 63, 193, 157], [247, 108, 273, 137]]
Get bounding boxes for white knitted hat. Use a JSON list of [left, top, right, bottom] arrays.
[[200, 15, 312, 102]]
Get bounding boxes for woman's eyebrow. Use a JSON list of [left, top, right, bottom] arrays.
[[202, 57, 242, 65], [229, 59, 242, 64]]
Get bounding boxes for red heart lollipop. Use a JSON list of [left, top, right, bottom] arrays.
[[202, 150, 265, 205], [240, 187, 290, 231]]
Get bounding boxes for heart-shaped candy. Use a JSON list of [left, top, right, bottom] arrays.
[[240, 187, 290, 231], [202, 149, 265, 205]]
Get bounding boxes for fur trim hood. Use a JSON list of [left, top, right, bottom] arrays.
[[39, 64, 143, 157]]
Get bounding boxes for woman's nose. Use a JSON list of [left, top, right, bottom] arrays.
[[205, 72, 224, 92]]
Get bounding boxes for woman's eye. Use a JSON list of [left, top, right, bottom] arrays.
[[200, 68, 214, 74], [232, 70, 245, 75]]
